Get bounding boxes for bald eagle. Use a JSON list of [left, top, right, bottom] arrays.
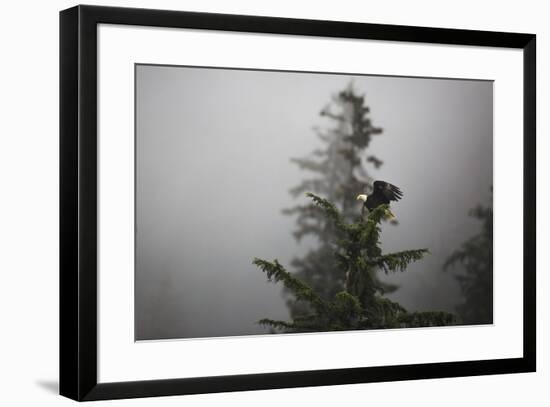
[[356, 180, 403, 220]]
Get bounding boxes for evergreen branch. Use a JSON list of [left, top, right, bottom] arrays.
[[289, 179, 326, 197], [293, 314, 319, 324], [398, 311, 459, 327], [258, 317, 329, 333], [373, 249, 429, 274], [330, 291, 364, 321], [443, 250, 467, 270], [312, 127, 331, 142], [367, 297, 408, 328], [367, 126, 383, 135], [444, 236, 490, 270], [253, 258, 328, 314], [377, 281, 399, 295], [305, 193, 345, 230], [311, 149, 327, 157], [356, 204, 388, 251], [282, 204, 324, 217], [257, 319, 297, 331], [366, 155, 384, 168], [290, 157, 329, 173], [375, 296, 407, 315], [320, 110, 345, 121], [292, 225, 325, 241]]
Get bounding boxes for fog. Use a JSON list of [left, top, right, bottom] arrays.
[[135, 64, 492, 340]]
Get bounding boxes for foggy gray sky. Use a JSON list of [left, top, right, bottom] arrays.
[[135, 64, 492, 340]]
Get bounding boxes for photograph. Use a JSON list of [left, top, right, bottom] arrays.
[[134, 64, 494, 341]]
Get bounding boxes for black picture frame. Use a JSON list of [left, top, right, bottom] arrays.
[[60, 4, 536, 401]]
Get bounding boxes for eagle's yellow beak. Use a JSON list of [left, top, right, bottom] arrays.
[[356, 194, 367, 202]]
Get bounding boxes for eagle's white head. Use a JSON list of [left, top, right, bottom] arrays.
[[356, 194, 368, 203]]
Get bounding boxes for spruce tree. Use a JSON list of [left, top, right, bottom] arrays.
[[255, 193, 457, 332], [283, 84, 396, 318], [444, 198, 493, 324]]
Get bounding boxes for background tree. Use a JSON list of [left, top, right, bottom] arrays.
[[255, 193, 457, 332], [283, 83, 396, 318], [444, 197, 493, 325]]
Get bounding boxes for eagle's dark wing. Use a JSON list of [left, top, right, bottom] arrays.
[[373, 181, 403, 202]]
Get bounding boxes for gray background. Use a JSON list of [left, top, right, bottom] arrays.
[[135, 64, 492, 340]]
